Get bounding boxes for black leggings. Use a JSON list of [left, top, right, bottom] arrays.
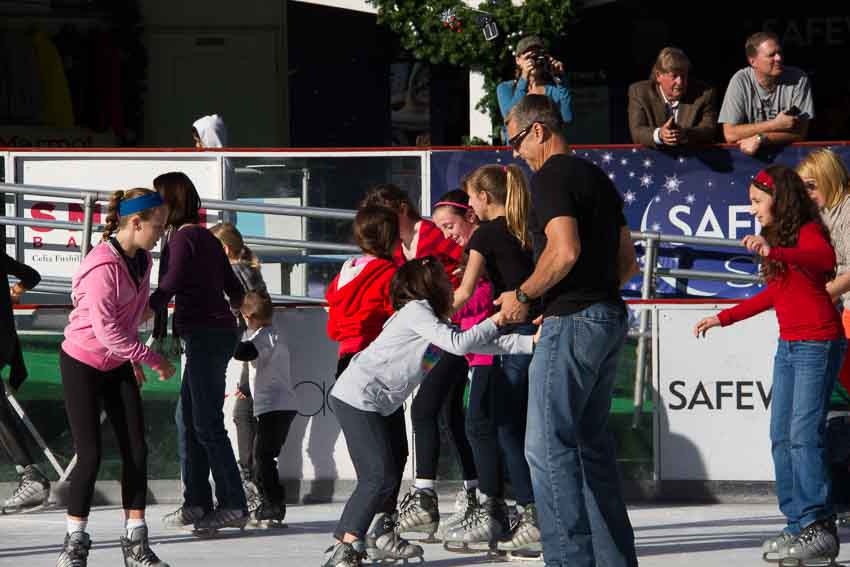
[[254, 410, 296, 505], [0, 377, 34, 467], [60, 349, 147, 518], [411, 352, 476, 480]]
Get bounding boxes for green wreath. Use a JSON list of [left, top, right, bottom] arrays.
[[367, 0, 574, 143]]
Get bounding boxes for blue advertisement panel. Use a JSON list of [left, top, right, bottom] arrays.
[[430, 144, 850, 299]]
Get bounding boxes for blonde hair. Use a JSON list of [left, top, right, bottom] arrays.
[[796, 148, 850, 210], [210, 222, 259, 268], [466, 164, 531, 249], [651, 47, 690, 79], [101, 188, 162, 241]]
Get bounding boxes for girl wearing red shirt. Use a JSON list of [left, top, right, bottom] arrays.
[[694, 165, 845, 565]]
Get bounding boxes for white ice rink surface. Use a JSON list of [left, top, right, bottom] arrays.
[[1, 501, 849, 566]]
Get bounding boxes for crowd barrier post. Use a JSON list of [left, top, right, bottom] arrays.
[[633, 233, 659, 428]]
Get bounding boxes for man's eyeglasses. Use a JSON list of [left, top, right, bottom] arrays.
[[508, 122, 537, 150]]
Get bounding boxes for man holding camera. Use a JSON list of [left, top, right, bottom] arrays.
[[497, 35, 572, 143], [719, 31, 813, 155], [628, 47, 718, 148]]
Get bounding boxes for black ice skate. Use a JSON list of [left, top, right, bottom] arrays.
[[442, 497, 509, 555], [251, 499, 287, 529], [2, 465, 50, 514], [365, 511, 425, 564], [779, 519, 840, 567], [192, 507, 249, 537], [322, 541, 365, 567], [397, 488, 440, 543], [120, 525, 170, 567], [56, 531, 91, 567]]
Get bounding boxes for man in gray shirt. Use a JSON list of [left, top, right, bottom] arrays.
[[719, 31, 813, 155]]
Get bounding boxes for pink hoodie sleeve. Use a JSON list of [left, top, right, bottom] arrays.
[[87, 263, 164, 370]]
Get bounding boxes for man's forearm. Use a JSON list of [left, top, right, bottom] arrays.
[[763, 131, 805, 144], [520, 244, 577, 299], [723, 122, 775, 142]]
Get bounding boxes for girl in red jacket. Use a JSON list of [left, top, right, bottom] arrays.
[[694, 165, 846, 565]]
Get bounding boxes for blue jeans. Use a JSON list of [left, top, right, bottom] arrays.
[[771, 338, 845, 534], [496, 323, 536, 506], [525, 302, 637, 567], [180, 327, 246, 511]]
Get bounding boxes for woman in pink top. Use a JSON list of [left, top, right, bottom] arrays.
[[57, 189, 174, 567]]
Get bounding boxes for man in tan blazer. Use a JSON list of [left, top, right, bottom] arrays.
[[628, 47, 718, 148]]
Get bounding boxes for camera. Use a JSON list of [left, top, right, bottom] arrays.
[[530, 50, 553, 77]]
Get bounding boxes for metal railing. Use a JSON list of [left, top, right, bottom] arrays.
[[2, 182, 762, 426]]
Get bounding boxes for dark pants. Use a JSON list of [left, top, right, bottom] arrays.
[[332, 397, 407, 539], [0, 377, 34, 467], [466, 365, 503, 498], [180, 327, 246, 512], [234, 364, 256, 472], [336, 353, 408, 513], [254, 410, 296, 505], [60, 350, 147, 518], [411, 352, 476, 480]]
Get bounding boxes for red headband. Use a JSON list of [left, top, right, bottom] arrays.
[[434, 200, 471, 210], [753, 169, 776, 193]]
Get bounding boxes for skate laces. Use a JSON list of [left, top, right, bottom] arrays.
[[398, 492, 416, 520], [64, 535, 91, 562], [132, 538, 162, 566]]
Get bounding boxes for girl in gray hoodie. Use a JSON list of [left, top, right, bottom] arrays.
[[323, 257, 534, 567]]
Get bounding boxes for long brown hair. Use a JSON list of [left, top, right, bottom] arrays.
[[466, 164, 531, 249], [353, 205, 399, 260], [101, 188, 162, 241], [390, 256, 452, 320], [153, 171, 201, 228], [754, 165, 829, 281]]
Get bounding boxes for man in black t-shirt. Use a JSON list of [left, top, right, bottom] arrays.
[[497, 94, 640, 567]]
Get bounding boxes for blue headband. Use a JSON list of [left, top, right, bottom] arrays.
[[118, 193, 164, 217]]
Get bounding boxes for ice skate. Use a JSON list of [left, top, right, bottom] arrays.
[[365, 512, 425, 564], [322, 541, 365, 567], [120, 525, 170, 567], [435, 488, 478, 541], [499, 503, 542, 561], [397, 487, 440, 543], [251, 499, 287, 529], [56, 531, 91, 567], [161, 505, 205, 529], [762, 531, 795, 563], [779, 519, 839, 567], [2, 465, 50, 514], [443, 497, 508, 556], [241, 467, 261, 515], [192, 507, 249, 537]]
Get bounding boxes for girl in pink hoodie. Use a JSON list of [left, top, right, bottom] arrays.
[[57, 188, 174, 567]]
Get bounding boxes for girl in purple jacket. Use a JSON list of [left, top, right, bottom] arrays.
[[58, 188, 174, 567]]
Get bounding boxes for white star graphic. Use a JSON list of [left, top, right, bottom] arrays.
[[623, 190, 636, 205], [601, 152, 613, 164], [677, 156, 686, 164], [654, 196, 662, 203], [639, 174, 653, 187], [629, 283, 638, 290], [685, 193, 696, 204], [664, 174, 682, 194], [620, 158, 628, 166], [608, 172, 616, 181], [707, 180, 713, 188], [642, 158, 653, 168], [628, 171, 635, 178], [651, 222, 661, 231], [631, 148, 638, 153]]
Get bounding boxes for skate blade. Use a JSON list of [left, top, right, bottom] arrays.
[[505, 549, 543, 562], [366, 551, 425, 564], [402, 532, 439, 544], [778, 558, 839, 567], [252, 520, 288, 530], [1, 500, 51, 515], [443, 541, 501, 555]]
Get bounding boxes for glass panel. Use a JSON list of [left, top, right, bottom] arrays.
[[224, 155, 423, 299]]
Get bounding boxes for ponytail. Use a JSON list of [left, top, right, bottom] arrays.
[[504, 165, 531, 250], [467, 164, 531, 249], [210, 222, 260, 268]]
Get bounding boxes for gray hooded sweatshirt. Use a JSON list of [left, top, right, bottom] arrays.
[[330, 299, 533, 416]]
